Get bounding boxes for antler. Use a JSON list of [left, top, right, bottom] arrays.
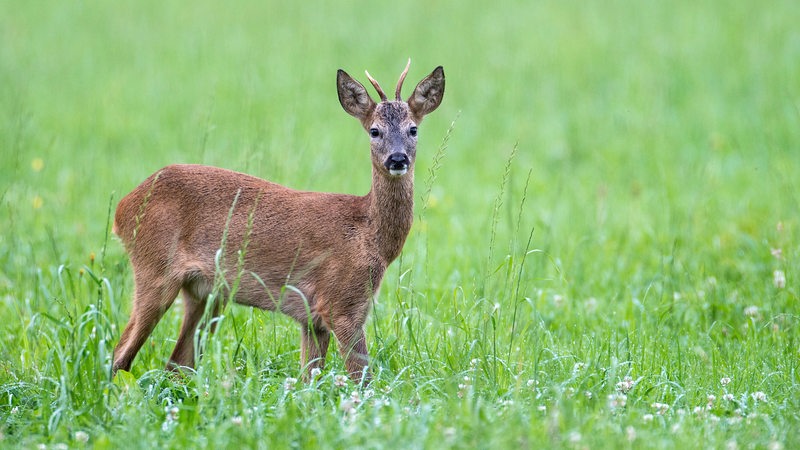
[[364, 59, 412, 102], [394, 58, 411, 101], [364, 70, 387, 102]]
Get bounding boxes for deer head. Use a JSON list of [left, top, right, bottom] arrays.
[[336, 60, 445, 178]]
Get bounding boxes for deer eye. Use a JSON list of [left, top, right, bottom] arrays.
[[409, 126, 418, 137], [369, 128, 380, 138]]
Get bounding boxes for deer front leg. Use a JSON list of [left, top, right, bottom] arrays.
[[300, 324, 330, 380], [333, 317, 371, 384]]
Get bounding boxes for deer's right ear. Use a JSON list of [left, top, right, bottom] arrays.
[[337, 69, 376, 122]]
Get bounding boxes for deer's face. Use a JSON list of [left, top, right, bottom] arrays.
[[368, 102, 418, 177], [337, 62, 445, 178]]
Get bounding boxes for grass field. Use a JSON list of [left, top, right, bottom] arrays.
[[1, 0, 799, 448]]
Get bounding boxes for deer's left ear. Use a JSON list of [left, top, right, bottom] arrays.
[[338, 69, 376, 123], [408, 66, 445, 123]]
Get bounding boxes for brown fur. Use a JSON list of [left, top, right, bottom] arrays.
[[112, 64, 445, 383]]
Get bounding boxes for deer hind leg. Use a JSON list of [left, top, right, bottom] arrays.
[[167, 288, 221, 371], [112, 276, 181, 373], [300, 323, 330, 380]]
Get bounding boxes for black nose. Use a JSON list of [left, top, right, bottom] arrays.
[[384, 153, 410, 173]]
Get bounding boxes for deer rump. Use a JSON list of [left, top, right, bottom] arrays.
[[114, 163, 384, 331]]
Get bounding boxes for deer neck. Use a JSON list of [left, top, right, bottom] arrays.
[[367, 167, 414, 264]]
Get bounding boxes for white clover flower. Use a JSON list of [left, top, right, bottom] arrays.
[[773, 270, 786, 289], [643, 413, 654, 423], [74, 431, 89, 443], [723, 393, 735, 402], [166, 406, 179, 421], [231, 416, 243, 426], [334, 375, 348, 387], [608, 393, 627, 409], [584, 391, 593, 399], [615, 376, 635, 393], [310, 367, 321, 379], [720, 377, 731, 386], [751, 391, 767, 402], [744, 306, 760, 319], [340, 399, 355, 414], [283, 377, 298, 391], [768, 440, 784, 450], [350, 391, 362, 405], [651, 402, 670, 415]]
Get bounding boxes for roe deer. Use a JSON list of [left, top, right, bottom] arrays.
[[111, 61, 445, 383]]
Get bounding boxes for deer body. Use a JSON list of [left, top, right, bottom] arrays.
[[112, 63, 444, 382]]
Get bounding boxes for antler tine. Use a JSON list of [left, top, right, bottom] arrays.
[[364, 70, 388, 102], [394, 58, 411, 101]]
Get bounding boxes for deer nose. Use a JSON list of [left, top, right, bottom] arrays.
[[384, 153, 410, 176]]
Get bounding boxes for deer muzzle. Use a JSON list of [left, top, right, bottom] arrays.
[[385, 153, 410, 176]]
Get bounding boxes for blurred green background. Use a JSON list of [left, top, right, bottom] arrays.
[[1, 0, 798, 447]]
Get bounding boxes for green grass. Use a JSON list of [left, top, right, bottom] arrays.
[[1, 0, 799, 448]]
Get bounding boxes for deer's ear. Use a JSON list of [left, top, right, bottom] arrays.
[[337, 69, 376, 122], [407, 66, 445, 122]]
